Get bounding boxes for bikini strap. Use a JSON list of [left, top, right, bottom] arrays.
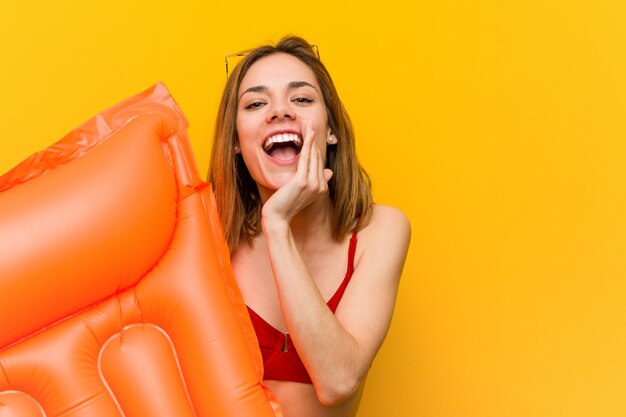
[[326, 230, 358, 313]]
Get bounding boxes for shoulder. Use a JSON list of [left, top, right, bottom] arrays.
[[360, 204, 411, 245], [353, 204, 411, 276]]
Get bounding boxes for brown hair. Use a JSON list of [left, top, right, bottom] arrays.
[[209, 36, 372, 252]]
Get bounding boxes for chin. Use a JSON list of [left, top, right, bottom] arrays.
[[261, 165, 297, 185], [268, 174, 294, 189]]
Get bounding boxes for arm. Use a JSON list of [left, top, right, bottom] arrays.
[[264, 205, 410, 405], [261, 123, 411, 405]]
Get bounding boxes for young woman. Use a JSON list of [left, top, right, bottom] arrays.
[[209, 36, 411, 417]]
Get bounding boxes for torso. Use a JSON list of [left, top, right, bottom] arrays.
[[264, 380, 365, 417], [230, 204, 410, 417], [231, 225, 362, 417], [231, 228, 355, 335]]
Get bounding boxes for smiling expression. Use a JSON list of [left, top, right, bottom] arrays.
[[236, 53, 330, 198]]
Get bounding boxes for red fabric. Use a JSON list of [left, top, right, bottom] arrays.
[[247, 231, 358, 384]]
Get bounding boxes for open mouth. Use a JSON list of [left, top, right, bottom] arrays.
[[262, 133, 303, 161]]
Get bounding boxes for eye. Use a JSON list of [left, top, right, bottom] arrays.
[[243, 101, 265, 110], [292, 97, 314, 104]]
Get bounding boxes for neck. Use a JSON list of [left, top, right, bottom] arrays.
[[259, 187, 334, 245], [290, 197, 333, 242]]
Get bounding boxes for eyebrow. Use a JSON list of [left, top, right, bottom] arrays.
[[239, 81, 318, 100], [287, 81, 317, 91]]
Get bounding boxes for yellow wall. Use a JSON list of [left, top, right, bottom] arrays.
[[2, 1, 625, 416]]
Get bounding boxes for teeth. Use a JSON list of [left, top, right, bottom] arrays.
[[263, 133, 302, 151]]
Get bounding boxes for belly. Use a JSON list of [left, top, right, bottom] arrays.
[[265, 380, 365, 417]]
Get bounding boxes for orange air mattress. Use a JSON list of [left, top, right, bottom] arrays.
[[0, 83, 281, 417]]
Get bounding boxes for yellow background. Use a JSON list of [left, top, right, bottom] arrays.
[[2, 1, 625, 416]]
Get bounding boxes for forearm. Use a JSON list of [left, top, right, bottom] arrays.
[[262, 218, 370, 405]]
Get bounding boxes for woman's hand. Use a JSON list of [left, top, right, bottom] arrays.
[[261, 120, 333, 228]]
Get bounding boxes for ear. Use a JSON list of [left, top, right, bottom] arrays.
[[326, 127, 338, 145], [234, 143, 241, 154]]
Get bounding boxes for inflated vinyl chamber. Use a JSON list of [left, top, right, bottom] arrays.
[[0, 84, 281, 417]]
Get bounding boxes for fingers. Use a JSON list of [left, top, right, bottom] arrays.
[[309, 135, 333, 194], [297, 120, 315, 179], [306, 120, 334, 189], [298, 119, 332, 192], [308, 139, 320, 182], [323, 168, 333, 182], [264, 121, 334, 223]]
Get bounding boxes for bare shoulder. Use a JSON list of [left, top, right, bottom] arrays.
[[335, 204, 410, 350], [354, 204, 411, 277], [360, 204, 411, 245]]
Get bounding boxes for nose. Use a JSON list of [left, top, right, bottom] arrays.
[[266, 99, 296, 122]]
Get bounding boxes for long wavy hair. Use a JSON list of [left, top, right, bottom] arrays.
[[209, 36, 373, 252]]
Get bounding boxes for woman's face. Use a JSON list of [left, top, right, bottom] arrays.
[[235, 53, 330, 197]]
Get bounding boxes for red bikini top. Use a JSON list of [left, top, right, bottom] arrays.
[[246, 231, 358, 384]]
